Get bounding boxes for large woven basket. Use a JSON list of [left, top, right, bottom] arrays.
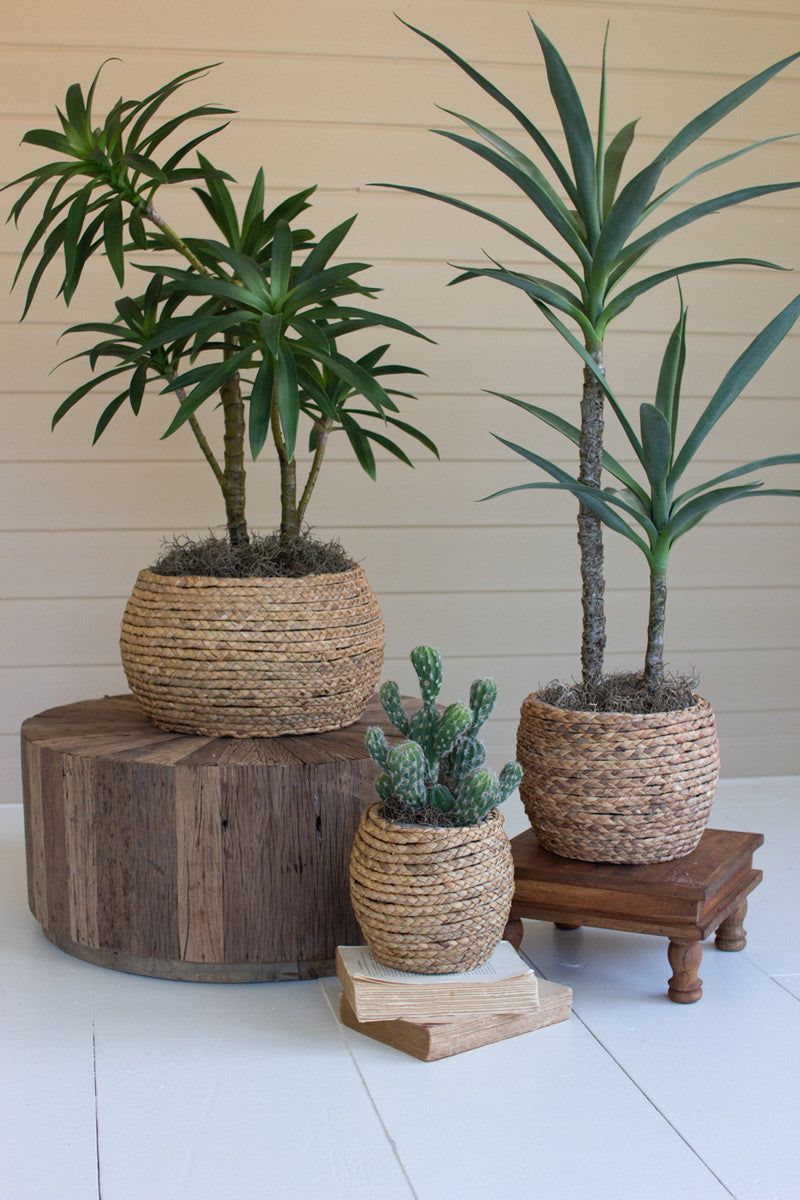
[[120, 564, 385, 737], [349, 803, 514, 974], [517, 693, 720, 865]]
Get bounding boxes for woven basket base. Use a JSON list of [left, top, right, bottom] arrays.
[[517, 693, 720, 865], [350, 804, 514, 973], [120, 565, 385, 737]]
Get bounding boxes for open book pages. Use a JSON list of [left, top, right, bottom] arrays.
[[337, 941, 533, 986], [336, 943, 540, 1022]]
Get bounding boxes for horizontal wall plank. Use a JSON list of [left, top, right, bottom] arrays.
[[2, 648, 796, 736], [3, 586, 798, 668], [3, 391, 798, 469], [3, 0, 799, 78], [2, 525, 799, 596], [3, 460, 799, 531]]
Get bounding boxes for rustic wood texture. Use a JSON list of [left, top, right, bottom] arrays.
[[20, 693, 402, 981], [338, 977, 573, 1062], [509, 827, 764, 1002]]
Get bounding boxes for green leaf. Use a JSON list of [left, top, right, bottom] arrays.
[[275, 343, 299, 458], [161, 347, 252, 436], [294, 215, 357, 286], [129, 360, 148, 414], [639, 403, 672, 488], [602, 258, 786, 326], [397, 16, 578, 204], [486, 437, 654, 554], [346, 410, 439, 459], [654, 305, 687, 444], [591, 159, 665, 285], [242, 168, 265, 241], [340, 411, 377, 479], [532, 21, 599, 243], [103, 198, 125, 285], [128, 206, 148, 250], [532, 301, 644, 461], [433, 130, 590, 266], [672, 454, 800, 508], [121, 153, 168, 184], [451, 263, 590, 333], [602, 120, 638, 219], [63, 188, 89, 283], [665, 484, 762, 543], [308, 346, 392, 413], [92, 390, 129, 442], [373, 184, 583, 283], [248, 357, 274, 459], [485, 389, 647, 501], [270, 220, 294, 303], [671, 294, 800, 484], [21, 128, 74, 154], [622, 183, 800, 265], [655, 49, 800, 168], [51, 365, 130, 426], [259, 312, 283, 358]]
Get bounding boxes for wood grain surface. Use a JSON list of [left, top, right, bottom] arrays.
[[20, 693, 401, 981]]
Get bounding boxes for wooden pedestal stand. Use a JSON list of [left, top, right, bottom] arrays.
[[504, 829, 763, 1003], [20, 694, 390, 983]]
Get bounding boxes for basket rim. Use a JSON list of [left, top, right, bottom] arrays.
[[134, 562, 367, 587], [521, 690, 713, 726], [362, 801, 504, 839]]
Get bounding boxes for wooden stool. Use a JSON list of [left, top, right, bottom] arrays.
[[21, 693, 393, 983], [504, 829, 763, 1003]]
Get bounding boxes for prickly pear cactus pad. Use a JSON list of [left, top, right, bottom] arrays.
[[366, 645, 522, 827]]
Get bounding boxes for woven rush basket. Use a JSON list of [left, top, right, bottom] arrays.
[[349, 803, 514, 974], [517, 693, 720, 865], [120, 564, 385, 737]]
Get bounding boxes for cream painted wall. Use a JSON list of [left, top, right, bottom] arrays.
[[1, 0, 798, 793]]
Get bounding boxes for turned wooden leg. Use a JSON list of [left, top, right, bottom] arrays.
[[715, 900, 748, 952], [554, 923, 583, 931], [503, 917, 524, 950], [667, 939, 703, 1004]]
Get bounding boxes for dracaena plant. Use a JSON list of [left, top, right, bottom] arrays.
[[5, 63, 436, 553], [491, 293, 800, 693], [380, 19, 799, 700]]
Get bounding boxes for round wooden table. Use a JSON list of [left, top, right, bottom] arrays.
[[21, 694, 386, 982]]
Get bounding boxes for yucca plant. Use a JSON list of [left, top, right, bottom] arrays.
[[5, 63, 436, 555], [382, 19, 799, 701], [491, 293, 800, 692]]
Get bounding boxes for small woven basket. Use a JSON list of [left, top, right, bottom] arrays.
[[349, 803, 514, 974], [120, 564, 385, 737], [517, 693, 720, 865]]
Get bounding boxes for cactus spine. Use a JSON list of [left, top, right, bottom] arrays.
[[365, 645, 521, 826]]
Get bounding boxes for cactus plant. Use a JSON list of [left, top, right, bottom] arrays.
[[366, 646, 522, 826]]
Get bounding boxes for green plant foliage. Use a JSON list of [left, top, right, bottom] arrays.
[[367, 645, 521, 826], [487, 293, 800, 685], [380, 17, 799, 697], [5, 62, 438, 548]]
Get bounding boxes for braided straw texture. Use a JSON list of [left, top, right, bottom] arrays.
[[516, 693, 720, 864], [350, 803, 514, 974], [120, 565, 385, 737]]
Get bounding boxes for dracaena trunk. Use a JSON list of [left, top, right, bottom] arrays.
[[577, 351, 607, 700], [644, 566, 668, 690], [221, 338, 248, 548]]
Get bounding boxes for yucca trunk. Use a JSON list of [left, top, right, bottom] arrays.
[[577, 350, 607, 699], [644, 564, 668, 690]]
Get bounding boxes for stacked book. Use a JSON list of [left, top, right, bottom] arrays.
[[336, 941, 571, 1061]]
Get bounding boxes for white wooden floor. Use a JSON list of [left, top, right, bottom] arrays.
[[2, 777, 799, 1200]]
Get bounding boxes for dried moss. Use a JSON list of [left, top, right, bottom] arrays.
[[150, 531, 355, 579], [379, 796, 490, 829], [539, 669, 698, 715]]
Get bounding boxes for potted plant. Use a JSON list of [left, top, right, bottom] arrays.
[[6, 63, 437, 736], [379, 19, 800, 862], [350, 646, 522, 973]]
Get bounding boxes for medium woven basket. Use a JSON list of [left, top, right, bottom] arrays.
[[517, 693, 720, 865], [349, 803, 514, 974], [120, 564, 385, 737]]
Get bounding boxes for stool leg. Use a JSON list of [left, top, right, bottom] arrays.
[[715, 900, 748, 952], [503, 917, 523, 950], [667, 939, 703, 1003]]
